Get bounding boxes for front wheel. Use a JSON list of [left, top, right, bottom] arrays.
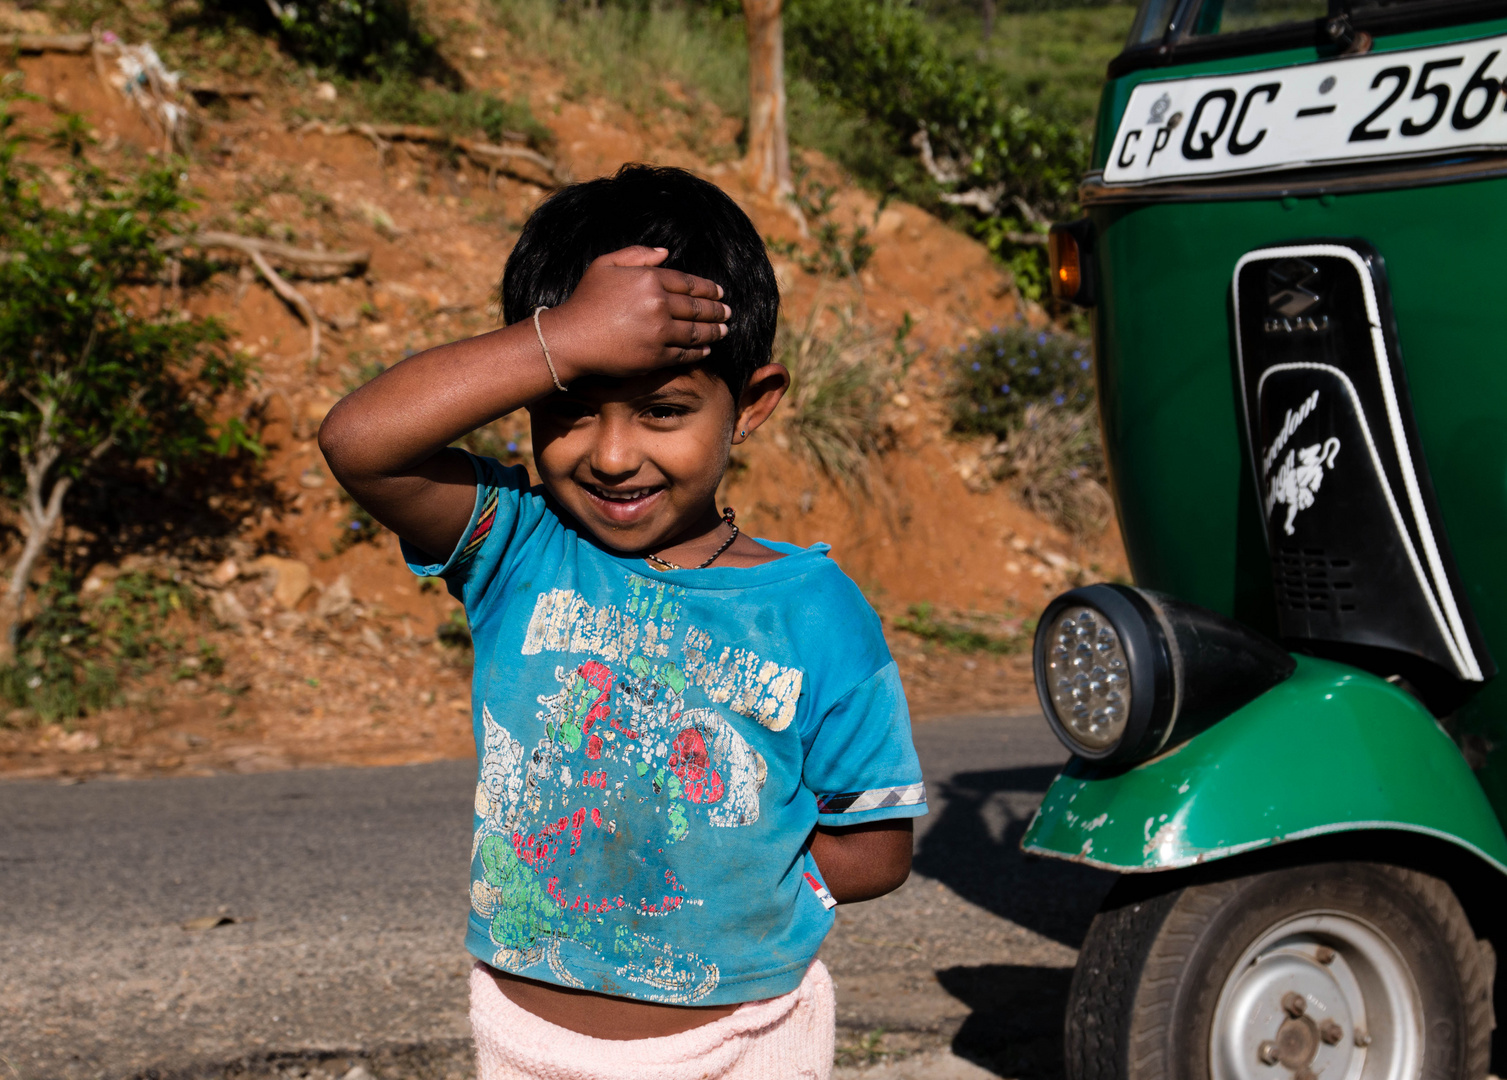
[[1066, 861, 1493, 1080]]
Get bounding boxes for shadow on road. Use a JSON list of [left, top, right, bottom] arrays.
[[915, 764, 1116, 949], [914, 760, 1117, 1078], [938, 963, 1075, 1080]]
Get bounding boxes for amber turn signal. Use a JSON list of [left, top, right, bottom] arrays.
[[1047, 219, 1096, 306], [1049, 230, 1081, 300]]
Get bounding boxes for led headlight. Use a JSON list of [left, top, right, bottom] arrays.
[[1034, 585, 1295, 766], [1043, 606, 1132, 752]]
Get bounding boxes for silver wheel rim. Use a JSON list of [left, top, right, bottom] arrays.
[[1209, 911, 1424, 1080]]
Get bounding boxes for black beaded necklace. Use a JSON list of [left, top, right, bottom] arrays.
[[645, 507, 739, 571]]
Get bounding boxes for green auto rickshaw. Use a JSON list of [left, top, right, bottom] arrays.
[[1026, 1, 1507, 1078]]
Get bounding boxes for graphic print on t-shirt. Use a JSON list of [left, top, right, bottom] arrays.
[[468, 573, 803, 1004]]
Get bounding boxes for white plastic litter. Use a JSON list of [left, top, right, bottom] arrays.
[[95, 30, 187, 153]]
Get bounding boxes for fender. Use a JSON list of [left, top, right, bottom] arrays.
[[1021, 655, 1507, 875]]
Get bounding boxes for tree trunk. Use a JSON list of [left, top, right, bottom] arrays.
[[980, 0, 996, 39], [1, 447, 69, 665], [744, 0, 793, 201]]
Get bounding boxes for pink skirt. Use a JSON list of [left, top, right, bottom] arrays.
[[469, 960, 835, 1080]]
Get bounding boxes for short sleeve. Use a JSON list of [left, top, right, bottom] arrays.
[[401, 452, 529, 601], [803, 661, 927, 826]]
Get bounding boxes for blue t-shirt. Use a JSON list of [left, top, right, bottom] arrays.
[[405, 453, 926, 1006]]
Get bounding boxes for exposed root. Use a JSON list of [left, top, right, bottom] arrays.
[[163, 232, 373, 365], [165, 231, 370, 280], [2, 33, 94, 53], [294, 120, 563, 187], [247, 247, 320, 364]]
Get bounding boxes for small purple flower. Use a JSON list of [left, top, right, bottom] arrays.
[[972, 361, 981, 371], [1028, 366, 1040, 376], [349, 521, 362, 531], [991, 325, 1000, 333], [1080, 360, 1091, 371], [1028, 350, 1038, 359], [507, 441, 518, 453], [1072, 350, 1083, 360], [1036, 333, 1048, 346], [1054, 393, 1065, 406], [1068, 468, 1080, 479], [1000, 384, 1011, 394]]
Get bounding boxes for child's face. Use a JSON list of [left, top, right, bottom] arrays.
[[528, 363, 787, 553]]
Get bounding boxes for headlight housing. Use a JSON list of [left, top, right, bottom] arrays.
[[1034, 584, 1295, 765]]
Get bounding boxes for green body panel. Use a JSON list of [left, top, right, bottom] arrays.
[[1079, 18, 1507, 840], [1021, 657, 1507, 873]]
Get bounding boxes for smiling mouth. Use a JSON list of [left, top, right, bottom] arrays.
[[580, 483, 666, 523]]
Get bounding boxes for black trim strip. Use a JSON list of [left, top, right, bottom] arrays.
[[1079, 152, 1507, 204]]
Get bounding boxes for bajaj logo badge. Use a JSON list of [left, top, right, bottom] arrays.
[[1264, 258, 1329, 333]]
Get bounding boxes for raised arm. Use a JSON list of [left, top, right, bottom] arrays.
[[318, 247, 730, 560], [809, 818, 914, 903]]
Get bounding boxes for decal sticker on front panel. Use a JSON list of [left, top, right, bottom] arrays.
[[1232, 242, 1491, 683]]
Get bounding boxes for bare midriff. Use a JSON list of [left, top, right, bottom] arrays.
[[484, 964, 741, 1040]]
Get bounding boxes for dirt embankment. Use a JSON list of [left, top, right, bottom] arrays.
[[0, 8, 1126, 780]]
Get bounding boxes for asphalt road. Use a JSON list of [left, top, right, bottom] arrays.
[[0, 713, 1116, 1080]]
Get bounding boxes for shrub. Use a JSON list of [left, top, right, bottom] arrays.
[[1000, 401, 1113, 536], [264, 0, 449, 80], [947, 324, 1109, 535], [767, 165, 875, 277], [0, 84, 259, 659], [948, 325, 1094, 438], [0, 572, 116, 722], [1, 569, 200, 724], [784, 0, 1086, 219]]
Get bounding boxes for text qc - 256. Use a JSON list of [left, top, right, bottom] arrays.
[[1105, 33, 1507, 185]]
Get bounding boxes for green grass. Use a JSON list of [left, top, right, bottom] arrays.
[[890, 603, 1032, 654], [939, 5, 1138, 132], [777, 308, 900, 490], [485, 0, 750, 119], [337, 79, 554, 147]]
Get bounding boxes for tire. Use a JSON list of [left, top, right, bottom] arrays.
[[1065, 861, 1493, 1080]]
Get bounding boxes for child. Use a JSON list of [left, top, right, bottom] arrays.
[[319, 164, 926, 1079]]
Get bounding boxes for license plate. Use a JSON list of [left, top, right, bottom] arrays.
[[1104, 33, 1507, 185]]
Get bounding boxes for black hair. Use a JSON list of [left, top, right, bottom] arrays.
[[500, 164, 779, 399]]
